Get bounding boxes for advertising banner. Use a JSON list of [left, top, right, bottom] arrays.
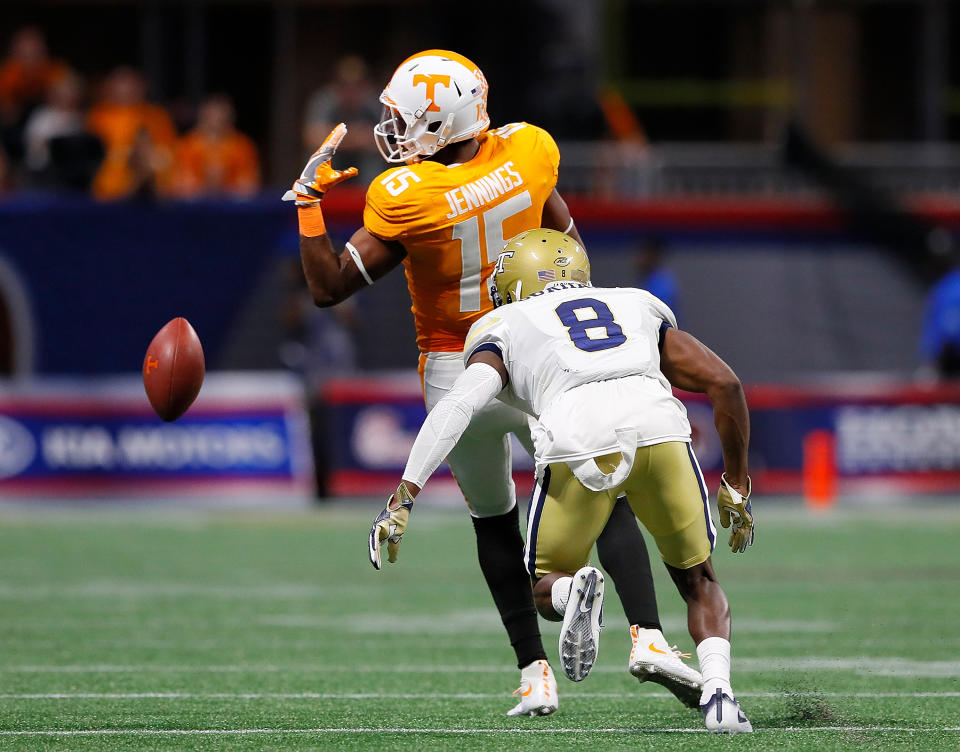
[[323, 376, 960, 497], [0, 373, 313, 498]]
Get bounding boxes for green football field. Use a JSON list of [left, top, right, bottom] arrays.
[[0, 501, 958, 751]]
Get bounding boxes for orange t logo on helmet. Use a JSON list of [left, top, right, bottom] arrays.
[[412, 73, 451, 112]]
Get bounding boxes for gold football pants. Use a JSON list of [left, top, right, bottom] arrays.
[[524, 441, 717, 578]]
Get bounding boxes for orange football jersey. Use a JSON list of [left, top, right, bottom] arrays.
[[364, 122, 560, 353]]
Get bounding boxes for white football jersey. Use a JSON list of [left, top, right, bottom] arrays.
[[463, 283, 691, 485]]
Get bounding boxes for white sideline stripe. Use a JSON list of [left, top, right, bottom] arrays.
[[1, 727, 960, 737], [0, 691, 959, 700], [2, 658, 959, 676]]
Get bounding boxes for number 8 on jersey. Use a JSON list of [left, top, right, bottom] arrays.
[[555, 299, 627, 352]]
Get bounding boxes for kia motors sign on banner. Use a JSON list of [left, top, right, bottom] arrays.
[[0, 374, 314, 497]]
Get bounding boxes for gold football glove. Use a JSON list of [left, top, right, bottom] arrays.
[[282, 123, 358, 206], [368, 482, 415, 570], [717, 473, 754, 553]]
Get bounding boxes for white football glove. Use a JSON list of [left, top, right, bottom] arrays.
[[282, 123, 358, 206], [368, 482, 415, 570], [717, 473, 754, 553]]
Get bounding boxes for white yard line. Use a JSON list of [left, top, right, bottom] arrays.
[[0, 583, 362, 599], [0, 609, 838, 634], [0, 691, 958, 700], [1, 726, 959, 737], [258, 614, 838, 634], [2, 658, 959, 676]]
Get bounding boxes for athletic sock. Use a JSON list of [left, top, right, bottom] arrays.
[[472, 505, 548, 669], [550, 576, 573, 618], [595, 496, 662, 630], [696, 636, 733, 699]]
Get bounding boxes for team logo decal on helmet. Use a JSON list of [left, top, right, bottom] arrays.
[[374, 49, 490, 163], [490, 229, 591, 307]]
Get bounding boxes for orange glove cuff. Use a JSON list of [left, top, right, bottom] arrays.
[[297, 205, 327, 237]]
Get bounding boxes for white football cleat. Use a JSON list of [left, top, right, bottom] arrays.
[[628, 625, 703, 708], [558, 566, 604, 682], [506, 659, 558, 717], [700, 687, 753, 733]]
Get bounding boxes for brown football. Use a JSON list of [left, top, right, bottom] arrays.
[[143, 317, 205, 421]]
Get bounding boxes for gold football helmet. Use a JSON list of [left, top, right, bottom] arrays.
[[490, 228, 591, 307]]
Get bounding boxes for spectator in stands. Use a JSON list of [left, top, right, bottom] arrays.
[[23, 72, 85, 171], [86, 66, 176, 200], [597, 85, 655, 196], [172, 94, 260, 199], [302, 55, 381, 184], [0, 27, 70, 168], [635, 238, 681, 319], [22, 72, 103, 191], [920, 261, 960, 378], [533, 38, 652, 197]]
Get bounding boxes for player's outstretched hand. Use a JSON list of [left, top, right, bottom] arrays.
[[717, 474, 754, 553], [282, 123, 358, 206], [368, 482, 416, 570]]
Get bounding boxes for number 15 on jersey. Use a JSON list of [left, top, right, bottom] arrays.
[[452, 190, 532, 313]]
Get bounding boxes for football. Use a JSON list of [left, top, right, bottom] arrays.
[[142, 317, 205, 422]]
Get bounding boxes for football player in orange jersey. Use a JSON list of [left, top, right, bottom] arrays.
[[284, 50, 701, 715]]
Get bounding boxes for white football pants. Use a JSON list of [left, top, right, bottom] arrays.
[[421, 351, 534, 518]]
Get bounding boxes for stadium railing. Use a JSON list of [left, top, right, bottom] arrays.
[[555, 141, 960, 197]]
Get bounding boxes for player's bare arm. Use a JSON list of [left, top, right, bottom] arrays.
[[541, 188, 584, 246], [660, 326, 754, 553], [283, 123, 406, 306], [659, 327, 749, 491], [299, 227, 405, 307]]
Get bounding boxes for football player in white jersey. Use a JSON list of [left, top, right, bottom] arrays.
[[373, 229, 756, 734]]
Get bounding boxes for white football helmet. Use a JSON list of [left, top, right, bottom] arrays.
[[374, 49, 490, 163]]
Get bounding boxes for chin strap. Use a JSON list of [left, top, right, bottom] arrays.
[[412, 98, 433, 120], [435, 112, 456, 148]]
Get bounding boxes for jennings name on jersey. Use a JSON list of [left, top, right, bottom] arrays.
[[463, 284, 692, 482], [363, 123, 560, 354]]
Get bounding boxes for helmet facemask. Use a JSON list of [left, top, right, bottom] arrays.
[[489, 278, 504, 308], [374, 100, 461, 163], [373, 105, 399, 161], [374, 104, 420, 163]]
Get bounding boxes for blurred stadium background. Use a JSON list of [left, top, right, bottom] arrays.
[[1, 0, 960, 747]]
